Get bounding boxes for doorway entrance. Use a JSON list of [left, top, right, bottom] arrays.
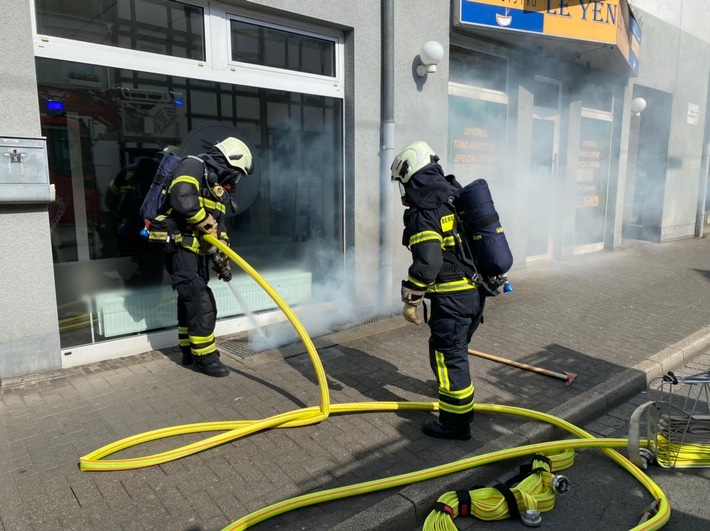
[[575, 109, 613, 253], [525, 77, 561, 262], [526, 112, 559, 260]]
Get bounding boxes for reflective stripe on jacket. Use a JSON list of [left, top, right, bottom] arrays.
[[167, 157, 229, 254], [405, 204, 477, 295]]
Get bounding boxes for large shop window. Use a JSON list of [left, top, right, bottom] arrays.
[[35, 0, 205, 60], [447, 48, 508, 188], [450, 47, 507, 93], [37, 58, 344, 348], [447, 95, 507, 186]]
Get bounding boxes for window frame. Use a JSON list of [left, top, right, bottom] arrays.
[[30, 0, 344, 99], [224, 11, 339, 79]]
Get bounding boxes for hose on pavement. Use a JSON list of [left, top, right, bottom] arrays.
[[79, 236, 670, 531]]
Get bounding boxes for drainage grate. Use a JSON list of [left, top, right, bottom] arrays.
[[219, 337, 262, 358]]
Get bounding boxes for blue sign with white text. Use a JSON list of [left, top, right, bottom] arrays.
[[460, 1, 544, 33]]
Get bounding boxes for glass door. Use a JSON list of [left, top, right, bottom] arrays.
[[526, 112, 558, 260], [575, 110, 613, 253]]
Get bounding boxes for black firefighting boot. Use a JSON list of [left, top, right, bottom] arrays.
[[422, 419, 471, 441], [181, 347, 193, 366], [193, 352, 229, 377]]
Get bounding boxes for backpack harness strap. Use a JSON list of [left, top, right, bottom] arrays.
[[469, 211, 499, 231], [442, 195, 481, 282]]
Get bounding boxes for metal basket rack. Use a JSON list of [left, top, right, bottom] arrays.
[[628, 370, 710, 469]]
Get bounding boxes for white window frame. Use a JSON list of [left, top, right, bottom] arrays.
[[30, 0, 344, 99], [218, 8, 342, 94], [448, 82, 508, 105]]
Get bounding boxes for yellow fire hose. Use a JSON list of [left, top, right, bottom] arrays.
[[79, 236, 670, 530], [422, 453, 569, 529]]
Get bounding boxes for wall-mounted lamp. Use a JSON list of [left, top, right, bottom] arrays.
[[416, 41, 445, 77], [631, 97, 647, 116]]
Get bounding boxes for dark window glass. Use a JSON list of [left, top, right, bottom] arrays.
[[581, 82, 613, 112], [450, 47, 507, 92], [36, 57, 343, 348], [531, 79, 559, 110], [231, 20, 336, 76], [35, 0, 205, 60]]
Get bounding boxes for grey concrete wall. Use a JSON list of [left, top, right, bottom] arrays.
[[631, 0, 710, 45], [0, 1, 61, 377], [662, 29, 708, 240], [631, 5, 710, 241], [390, 0, 452, 290]]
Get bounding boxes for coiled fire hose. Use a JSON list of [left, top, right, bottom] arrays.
[[629, 401, 710, 469], [79, 236, 670, 530], [422, 452, 571, 530]]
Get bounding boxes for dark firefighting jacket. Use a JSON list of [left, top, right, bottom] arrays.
[[166, 156, 230, 254], [402, 164, 477, 295]]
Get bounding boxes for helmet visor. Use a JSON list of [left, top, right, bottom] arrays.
[[220, 171, 242, 190]]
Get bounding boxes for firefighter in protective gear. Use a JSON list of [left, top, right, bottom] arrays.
[[391, 141, 485, 440], [164, 136, 254, 377]]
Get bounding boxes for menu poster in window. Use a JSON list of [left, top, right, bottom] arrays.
[[447, 96, 506, 186], [575, 117, 611, 245]]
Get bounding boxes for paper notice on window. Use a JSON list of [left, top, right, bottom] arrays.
[[687, 103, 699, 125]]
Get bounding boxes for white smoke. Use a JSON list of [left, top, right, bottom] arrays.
[[247, 246, 400, 352]]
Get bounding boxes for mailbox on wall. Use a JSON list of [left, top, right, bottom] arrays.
[[0, 136, 52, 203]]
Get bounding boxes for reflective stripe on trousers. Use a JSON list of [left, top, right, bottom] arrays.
[[427, 289, 485, 426], [170, 247, 218, 357]]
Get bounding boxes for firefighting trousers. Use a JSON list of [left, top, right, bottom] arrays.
[[427, 288, 485, 426], [166, 247, 218, 358]]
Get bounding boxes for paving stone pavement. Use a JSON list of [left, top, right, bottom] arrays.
[[1, 237, 709, 531]]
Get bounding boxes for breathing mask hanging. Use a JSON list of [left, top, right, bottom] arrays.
[[206, 170, 237, 213], [399, 182, 412, 207]]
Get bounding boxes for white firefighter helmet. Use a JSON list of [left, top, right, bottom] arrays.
[[214, 137, 254, 175], [390, 141, 439, 184]]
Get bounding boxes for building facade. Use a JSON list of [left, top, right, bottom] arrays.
[[1, 0, 708, 379]]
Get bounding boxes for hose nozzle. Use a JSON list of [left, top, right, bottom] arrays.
[[206, 246, 232, 282]]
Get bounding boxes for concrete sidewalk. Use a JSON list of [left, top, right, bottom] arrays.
[[1, 237, 709, 531]]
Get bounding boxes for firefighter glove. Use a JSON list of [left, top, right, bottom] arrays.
[[195, 213, 219, 235], [401, 284, 426, 326], [401, 284, 426, 304], [402, 302, 423, 325], [211, 252, 232, 282]]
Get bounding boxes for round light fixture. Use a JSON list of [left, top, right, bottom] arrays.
[[631, 97, 647, 116], [417, 41, 445, 76]]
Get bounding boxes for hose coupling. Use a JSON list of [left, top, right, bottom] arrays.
[[521, 509, 542, 527], [638, 448, 655, 470], [638, 499, 661, 524], [549, 474, 571, 495]]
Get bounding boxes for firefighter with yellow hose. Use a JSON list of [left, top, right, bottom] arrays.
[[391, 141, 485, 440], [163, 137, 254, 377]]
